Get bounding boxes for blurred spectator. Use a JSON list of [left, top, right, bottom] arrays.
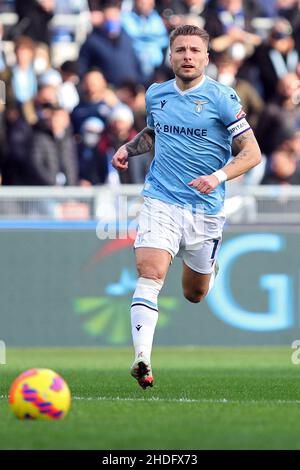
[[34, 83, 60, 118], [87, 0, 104, 27], [115, 80, 147, 131], [98, 103, 151, 184], [37, 67, 70, 112], [1, 83, 60, 186], [71, 69, 118, 134], [256, 72, 300, 155], [79, 0, 145, 86], [122, 0, 168, 81], [157, 0, 207, 30], [2, 108, 34, 185], [110, 103, 150, 183], [278, 0, 300, 54], [58, 61, 80, 112], [33, 42, 52, 76], [38, 68, 62, 88], [251, 17, 299, 101], [286, 128, 300, 158], [115, 80, 144, 110], [14, 0, 54, 45], [37, 66, 80, 113], [10, 36, 38, 106], [214, 51, 264, 130], [29, 106, 78, 185], [60, 60, 80, 86], [97, 103, 135, 184], [37, 67, 79, 114], [78, 116, 107, 185], [261, 148, 300, 184], [0, 36, 38, 127], [203, 0, 262, 59]]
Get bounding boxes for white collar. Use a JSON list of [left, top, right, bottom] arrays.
[[173, 75, 206, 95]]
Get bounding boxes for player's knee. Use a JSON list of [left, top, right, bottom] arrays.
[[183, 287, 208, 303], [136, 264, 165, 283]]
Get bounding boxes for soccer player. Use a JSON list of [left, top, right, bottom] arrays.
[[112, 25, 261, 389]]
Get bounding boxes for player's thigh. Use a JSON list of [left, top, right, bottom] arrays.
[[134, 197, 181, 282], [135, 247, 172, 282]]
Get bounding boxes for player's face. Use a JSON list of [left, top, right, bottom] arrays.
[[170, 35, 209, 86]]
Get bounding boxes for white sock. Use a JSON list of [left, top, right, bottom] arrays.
[[131, 277, 163, 361]]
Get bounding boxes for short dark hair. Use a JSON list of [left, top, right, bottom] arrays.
[[169, 25, 210, 48], [101, 0, 121, 9], [60, 60, 79, 76]]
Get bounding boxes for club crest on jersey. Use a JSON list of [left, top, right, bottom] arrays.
[[193, 100, 208, 113]]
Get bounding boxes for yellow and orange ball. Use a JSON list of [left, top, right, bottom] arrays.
[[9, 368, 71, 420]]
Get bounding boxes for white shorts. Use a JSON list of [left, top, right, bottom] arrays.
[[134, 197, 226, 274]]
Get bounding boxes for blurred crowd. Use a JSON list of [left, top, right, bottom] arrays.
[[0, 0, 300, 187]]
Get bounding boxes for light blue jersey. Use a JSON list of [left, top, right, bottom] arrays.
[[143, 76, 250, 214]]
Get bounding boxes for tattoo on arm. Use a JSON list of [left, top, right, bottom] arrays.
[[125, 127, 155, 157], [229, 131, 256, 164], [229, 149, 251, 165], [235, 131, 256, 148]]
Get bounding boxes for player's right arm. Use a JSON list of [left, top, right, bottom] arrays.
[[111, 127, 155, 171]]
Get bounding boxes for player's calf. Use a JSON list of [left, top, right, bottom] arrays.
[[182, 261, 219, 303]]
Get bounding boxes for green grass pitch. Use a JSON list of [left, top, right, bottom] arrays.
[[1, 347, 300, 450]]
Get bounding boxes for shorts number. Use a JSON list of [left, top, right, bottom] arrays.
[[210, 239, 219, 260]]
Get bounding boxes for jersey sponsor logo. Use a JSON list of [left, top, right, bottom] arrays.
[[161, 100, 167, 109], [155, 122, 208, 137], [155, 122, 162, 133], [236, 108, 246, 119], [227, 118, 250, 138], [193, 100, 208, 113]]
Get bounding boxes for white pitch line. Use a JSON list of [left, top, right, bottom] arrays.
[[2, 394, 300, 405], [73, 396, 230, 404], [72, 396, 300, 405]]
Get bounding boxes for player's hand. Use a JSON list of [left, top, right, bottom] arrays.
[[111, 145, 129, 171], [188, 175, 220, 194]]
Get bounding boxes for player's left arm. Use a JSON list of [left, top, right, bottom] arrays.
[[220, 129, 262, 180], [189, 129, 261, 194]]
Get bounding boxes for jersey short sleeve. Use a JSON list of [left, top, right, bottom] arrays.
[[219, 87, 251, 139]]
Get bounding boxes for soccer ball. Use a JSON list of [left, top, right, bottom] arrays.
[[9, 368, 71, 420]]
